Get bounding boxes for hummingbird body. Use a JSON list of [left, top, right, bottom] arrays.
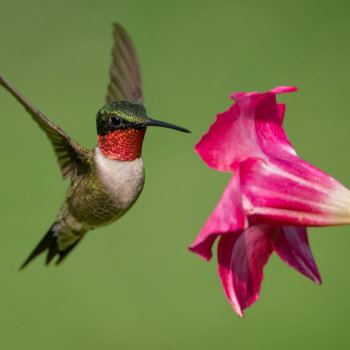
[[52, 147, 145, 253], [70, 147, 145, 229], [0, 24, 190, 267]]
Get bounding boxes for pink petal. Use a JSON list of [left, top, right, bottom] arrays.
[[195, 87, 297, 172], [277, 103, 286, 123], [189, 169, 247, 261], [217, 225, 274, 317], [241, 157, 350, 227], [229, 92, 246, 101], [271, 226, 321, 284], [254, 95, 296, 159], [269, 86, 297, 94]]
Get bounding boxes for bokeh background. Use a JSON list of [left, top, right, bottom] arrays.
[[1, 0, 350, 349]]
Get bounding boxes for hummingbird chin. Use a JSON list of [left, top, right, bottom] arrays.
[[0, 24, 190, 268]]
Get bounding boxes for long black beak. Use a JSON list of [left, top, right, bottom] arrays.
[[146, 118, 191, 133]]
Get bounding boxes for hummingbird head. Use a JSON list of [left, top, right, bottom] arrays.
[[96, 101, 190, 161]]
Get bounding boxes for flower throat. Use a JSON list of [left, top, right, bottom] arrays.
[[98, 128, 147, 161]]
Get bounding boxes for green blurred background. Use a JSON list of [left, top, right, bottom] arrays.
[[1, 0, 350, 349]]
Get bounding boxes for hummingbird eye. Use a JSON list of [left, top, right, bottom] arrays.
[[111, 117, 121, 126]]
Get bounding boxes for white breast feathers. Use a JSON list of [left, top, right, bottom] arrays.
[[94, 147, 145, 210]]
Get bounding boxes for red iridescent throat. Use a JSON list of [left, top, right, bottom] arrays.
[[98, 128, 147, 161]]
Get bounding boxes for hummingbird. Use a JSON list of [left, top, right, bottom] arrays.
[[0, 23, 190, 268]]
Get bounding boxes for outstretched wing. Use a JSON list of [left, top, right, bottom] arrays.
[[106, 23, 143, 104], [0, 75, 91, 181]]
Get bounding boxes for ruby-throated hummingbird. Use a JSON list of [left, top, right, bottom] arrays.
[[0, 24, 190, 268]]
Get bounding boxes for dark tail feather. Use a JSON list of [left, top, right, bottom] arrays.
[[20, 223, 84, 269], [55, 237, 83, 265]]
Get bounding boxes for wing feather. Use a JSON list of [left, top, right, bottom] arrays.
[[106, 23, 143, 104], [0, 75, 91, 181]]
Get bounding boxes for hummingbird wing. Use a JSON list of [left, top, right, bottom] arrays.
[[0, 75, 91, 181], [106, 23, 143, 104]]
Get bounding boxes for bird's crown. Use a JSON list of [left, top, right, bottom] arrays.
[[97, 101, 148, 123]]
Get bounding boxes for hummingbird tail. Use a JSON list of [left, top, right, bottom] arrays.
[[20, 222, 85, 269]]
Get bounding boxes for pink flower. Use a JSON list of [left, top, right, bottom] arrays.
[[190, 86, 350, 317]]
